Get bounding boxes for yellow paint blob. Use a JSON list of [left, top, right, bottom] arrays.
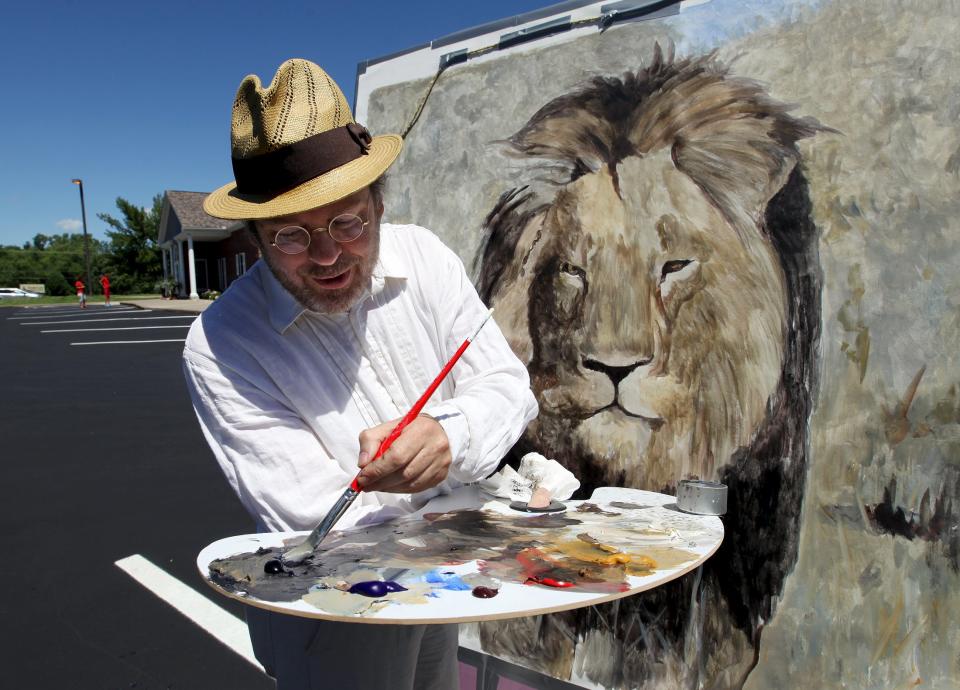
[[550, 539, 634, 566]]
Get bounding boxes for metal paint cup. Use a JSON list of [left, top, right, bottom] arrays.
[[676, 479, 728, 515]]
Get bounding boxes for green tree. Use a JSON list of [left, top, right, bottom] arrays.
[[0, 234, 107, 295], [97, 195, 163, 293]]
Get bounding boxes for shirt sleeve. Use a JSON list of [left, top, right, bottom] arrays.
[[414, 229, 539, 483], [182, 346, 412, 533]]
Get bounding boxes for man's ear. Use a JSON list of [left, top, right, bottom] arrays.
[[375, 196, 385, 221]]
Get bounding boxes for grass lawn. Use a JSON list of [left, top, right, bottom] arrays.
[[0, 294, 161, 307]]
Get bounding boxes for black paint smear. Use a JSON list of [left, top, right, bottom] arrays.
[[608, 502, 651, 510], [575, 503, 621, 516], [865, 475, 960, 572], [423, 509, 582, 544], [867, 479, 916, 539]]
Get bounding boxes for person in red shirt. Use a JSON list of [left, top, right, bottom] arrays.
[[99, 273, 111, 307], [75, 278, 86, 309]]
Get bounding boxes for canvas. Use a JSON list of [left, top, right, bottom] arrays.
[[361, 0, 960, 687]]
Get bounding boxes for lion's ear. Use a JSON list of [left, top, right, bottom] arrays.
[[674, 119, 800, 232]]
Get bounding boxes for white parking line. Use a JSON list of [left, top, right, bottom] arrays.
[[114, 554, 264, 672], [71, 339, 186, 345], [25, 315, 195, 325], [10, 308, 147, 320], [13, 310, 141, 319], [9, 305, 137, 312], [8, 306, 139, 315], [43, 325, 192, 333]]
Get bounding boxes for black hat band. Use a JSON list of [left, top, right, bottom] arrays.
[[232, 123, 372, 197]]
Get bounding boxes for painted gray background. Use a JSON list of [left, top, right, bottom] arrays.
[[363, 0, 960, 687]]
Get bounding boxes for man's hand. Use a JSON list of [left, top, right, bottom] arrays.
[[356, 415, 452, 493]]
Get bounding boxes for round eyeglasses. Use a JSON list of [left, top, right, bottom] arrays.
[[270, 214, 369, 255]]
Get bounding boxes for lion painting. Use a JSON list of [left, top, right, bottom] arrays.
[[474, 46, 824, 689]]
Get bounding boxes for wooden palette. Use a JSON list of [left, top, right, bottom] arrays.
[[197, 487, 723, 624]]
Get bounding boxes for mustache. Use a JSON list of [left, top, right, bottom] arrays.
[[298, 258, 360, 279]]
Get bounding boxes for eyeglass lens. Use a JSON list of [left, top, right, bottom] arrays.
[[273, 214, 365, 254]]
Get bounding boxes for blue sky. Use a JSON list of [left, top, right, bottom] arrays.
[[0, 0, 554, 247], [1, 0, 813, 249]]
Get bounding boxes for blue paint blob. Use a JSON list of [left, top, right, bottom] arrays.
[[348, 580, 406, 598], [423, 570, 472, 591]]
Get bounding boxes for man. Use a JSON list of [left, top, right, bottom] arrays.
[[99, 273, 111, 306], [74, 277, 86, 309], [182, 59, 537, 689]]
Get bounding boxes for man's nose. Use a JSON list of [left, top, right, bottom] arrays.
[[307, 230, 341, 266]]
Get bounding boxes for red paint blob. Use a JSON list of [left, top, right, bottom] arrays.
[[472, 586, 499, 598], [527, 576, 574, 588]]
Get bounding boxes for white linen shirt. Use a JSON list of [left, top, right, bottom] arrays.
[[182, 224, 537, 533]]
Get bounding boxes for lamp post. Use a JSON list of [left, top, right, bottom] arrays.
[[71, 178, 92, 298]]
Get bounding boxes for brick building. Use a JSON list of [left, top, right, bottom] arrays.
[[157, 191, 259, 299]]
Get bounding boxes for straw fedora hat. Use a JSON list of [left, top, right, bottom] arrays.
[[203, 58, 402, 220]]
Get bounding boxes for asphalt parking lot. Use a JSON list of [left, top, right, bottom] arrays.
[[0, 301, 590, 690], [1, 302, 272, 689]]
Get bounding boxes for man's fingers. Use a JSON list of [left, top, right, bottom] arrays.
[[369, 441, 451, 493], [362, 448, 434, 492], [357, 450, 371, 468], [357, 418, 402, 467], [356, 448, 405, 487], [355, 416, 452, 492], [361, 467, 446, 493]]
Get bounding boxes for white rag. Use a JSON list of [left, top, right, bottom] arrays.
[[479, 452, 580, 502]]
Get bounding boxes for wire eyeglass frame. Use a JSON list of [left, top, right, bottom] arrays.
[[270, 214, 369, 255]]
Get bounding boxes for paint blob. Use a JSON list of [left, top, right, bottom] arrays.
[[263, 559, 285, 575], [424, 570, 472, 591], [529, 577, 574, 588], [348, 580, 407, 597], [472, 586, 499, 598]]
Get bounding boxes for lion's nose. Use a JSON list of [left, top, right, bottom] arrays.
[[581, 356, 651, 387]]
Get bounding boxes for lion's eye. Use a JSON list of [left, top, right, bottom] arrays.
[[550, 260, 587, 319], [661, 259, 693, 280], [570, 160, 590, 182], [569, 156, 601, 183], [659, 259, 699, 301], [558, 261, 585, 278]]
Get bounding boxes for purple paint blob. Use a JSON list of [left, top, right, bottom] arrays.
[[472, 586, 499, 599], [348, 580, 407, 597]]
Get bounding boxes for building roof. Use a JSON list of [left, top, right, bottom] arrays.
[[158, 190, 238, 245], [166, 191, 232, 231]]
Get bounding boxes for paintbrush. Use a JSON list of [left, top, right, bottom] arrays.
[[281, 308, 495, 565]]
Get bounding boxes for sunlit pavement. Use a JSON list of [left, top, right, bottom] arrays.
[[121, 297, 213, 313]]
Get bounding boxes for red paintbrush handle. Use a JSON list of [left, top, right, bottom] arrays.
[[349, 337, 472, 492]]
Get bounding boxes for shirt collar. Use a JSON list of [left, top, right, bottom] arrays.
[[368, 235, 407, 297], [260, 228, 409, 334], [259, 261, 305, 334]]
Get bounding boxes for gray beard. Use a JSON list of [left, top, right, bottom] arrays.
[[262, 242, 380, 314]]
